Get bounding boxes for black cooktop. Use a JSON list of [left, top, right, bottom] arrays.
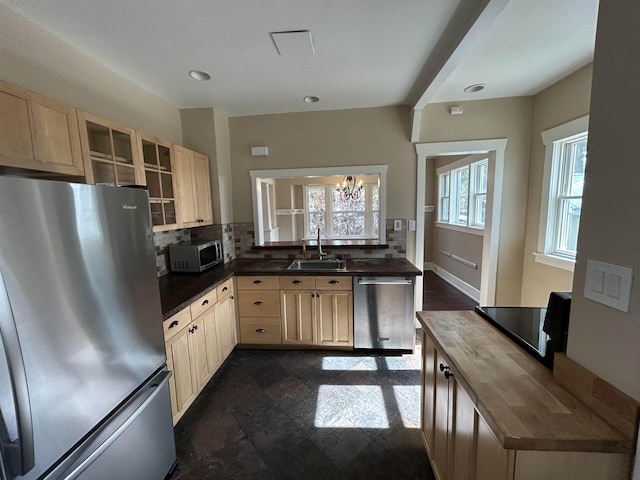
[[475, 306, 549, 360]]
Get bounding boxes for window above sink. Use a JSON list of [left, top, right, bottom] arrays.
[[250, 165, 388, 247]]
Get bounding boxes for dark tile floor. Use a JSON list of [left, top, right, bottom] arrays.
[[171, 347, 434, 480]]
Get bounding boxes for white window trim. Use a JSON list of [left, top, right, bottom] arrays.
[[435, 222, 485, 237], [250, 165, 388, 245], [436, 154, 488, 229], [536, 114, 589, 271]]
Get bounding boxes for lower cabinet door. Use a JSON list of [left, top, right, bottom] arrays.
[[475, 416, 513, 480], [189, 316, 209, 393], [202, 307, 222, 374], [452, 380, 478, 480], [165, 325, 197, 423], [281, 290, 316, 344], [215, 293, 237, 359], [316, 291, 353, 346]]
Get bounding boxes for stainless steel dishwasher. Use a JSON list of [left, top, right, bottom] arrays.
[[353, 276, 415, 351]]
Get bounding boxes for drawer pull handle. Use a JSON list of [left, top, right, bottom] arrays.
[[222, 286, 228, 291], [202, 299, 209, 306], [169, 320, 179, 329], [253, 280, 263, 284], [293, 280, 302, 284], [329, 280, 339, 284], [256, 328, 266, 333], [254, 301, 264, 305]]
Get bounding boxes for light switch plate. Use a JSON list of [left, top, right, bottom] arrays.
[[584, 259, 633, 312], [408, 220, 416, 231], [394, 220, 402, 231]]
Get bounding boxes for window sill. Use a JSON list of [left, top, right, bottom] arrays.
[[533, 252, 575, 272], [435, 222, 484, 237]]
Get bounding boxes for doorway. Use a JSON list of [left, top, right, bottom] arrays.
[[414, 139, 507, 310]]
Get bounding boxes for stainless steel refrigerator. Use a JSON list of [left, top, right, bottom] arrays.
[[0, 176, 176, 480]]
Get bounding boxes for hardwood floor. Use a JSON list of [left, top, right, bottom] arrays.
[[422, 271, 478, 311]]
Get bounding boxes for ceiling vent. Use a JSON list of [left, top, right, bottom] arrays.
[[270, 30, 315, 56]]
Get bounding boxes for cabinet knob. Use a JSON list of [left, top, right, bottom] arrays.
[[439, 363, 449, 372], [256, 328, 266, 333], [193, 325, 198, 331], [230, 295, 234, 300], [329, 280, 339, 284], [168, 320, 179, 329], [253, 280, 263, 284], [444, 370, 454, 380], [254, 301, 264, 305]]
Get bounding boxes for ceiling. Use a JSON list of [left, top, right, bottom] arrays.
[[0, 0, 598, 117]]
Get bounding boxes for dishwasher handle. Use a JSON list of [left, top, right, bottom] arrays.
[[357, 277, 413, 286]]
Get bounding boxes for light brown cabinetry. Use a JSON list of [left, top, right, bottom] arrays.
[[78, 111, 143, 187], [138, 133, 179, 231], [174, 145, 212, 227], [280, 276, 353, 347], [0, 79, 83, 175], [163, 279, 237, 424], [237, 276, 282, 344], [418, 311, 634, 480]]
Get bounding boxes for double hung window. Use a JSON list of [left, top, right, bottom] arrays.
[[305, 184, 379, 239], [537, 115, 589, 270], [437, 157, 488, 229]]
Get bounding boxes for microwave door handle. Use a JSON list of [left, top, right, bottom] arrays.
[[0, 269, 34, 479]]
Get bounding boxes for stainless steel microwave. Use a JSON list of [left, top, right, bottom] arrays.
[[169, 239, 222, 272]]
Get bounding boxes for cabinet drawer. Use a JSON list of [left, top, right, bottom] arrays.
[[237, 290, 280, 317], [239, 317, 282, 344], [279, 276, 316, 290], [190, 288, 218, 319], [236, 275, 279, 290], [216, 278, 234, 299], [163, 308, 192, 341], [315, 276, 352, 291]]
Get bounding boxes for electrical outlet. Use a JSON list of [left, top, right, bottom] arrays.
[[394, 220, 402, 231]]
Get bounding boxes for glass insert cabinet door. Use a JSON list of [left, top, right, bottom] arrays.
[[78, 111, 144, 187], [139, 134, 178, 230]]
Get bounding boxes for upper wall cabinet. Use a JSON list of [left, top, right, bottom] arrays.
[[0, 79, 84, 175], [138, 133, 180, 232], [174, 145, 213, 228], [78, 110, 144, 187]]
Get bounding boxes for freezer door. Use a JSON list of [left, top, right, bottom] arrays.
[[0, 177, 166, 480]]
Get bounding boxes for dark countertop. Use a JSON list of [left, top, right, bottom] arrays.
[[158, 257, 421, 320]]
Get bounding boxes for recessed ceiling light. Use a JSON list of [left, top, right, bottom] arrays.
[[464, 84, 485, 93], [303, 96, 320, 103], [189, 70, 211, 81]]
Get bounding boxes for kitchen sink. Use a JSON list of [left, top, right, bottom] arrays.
[[287, 259, 347, 271]]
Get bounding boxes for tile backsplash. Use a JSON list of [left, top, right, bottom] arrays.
[[155, 219, 407, 276]]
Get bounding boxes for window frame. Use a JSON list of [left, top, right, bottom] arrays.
[[303, 183, 379, 239], [535, 115, 589, 272], [436, 154, 488, 235]]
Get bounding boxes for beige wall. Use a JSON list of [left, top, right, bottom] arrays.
[[0, 5, 182, 144], [433, 228, 483, 289], [228, 106, 416, 224], [419, 97, 534, 305], [567, 3, 640, 402], [520, 65, 592, 306], [181, 108, 234, 225]]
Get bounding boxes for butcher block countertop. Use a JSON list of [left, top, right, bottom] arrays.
[[416, 310, 636, 453], [159, 258, 421, 320]]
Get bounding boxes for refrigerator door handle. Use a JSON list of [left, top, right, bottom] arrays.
[[0, 269, 34, 480], [63, 370, 172, 480]]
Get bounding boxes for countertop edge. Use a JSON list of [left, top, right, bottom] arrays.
[[416, 310, 635, 454]]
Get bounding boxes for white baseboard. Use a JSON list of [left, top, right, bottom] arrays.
[[432, 264, 481, 303]]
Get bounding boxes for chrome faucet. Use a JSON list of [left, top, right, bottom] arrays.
[[317, 228, 328, 260]]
